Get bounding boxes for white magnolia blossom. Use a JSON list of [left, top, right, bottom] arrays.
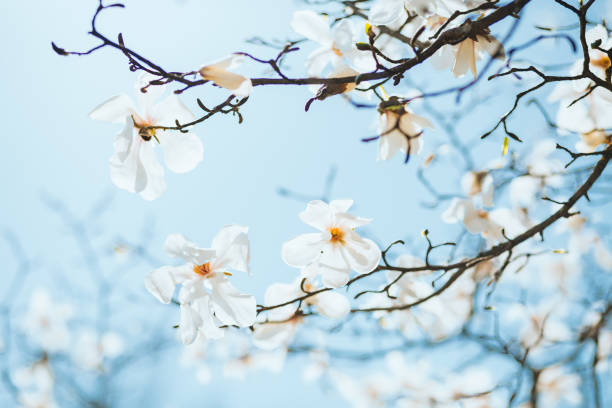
[[12, 361, 57, 408], [254, 277, 350, 350], [509, 139, 564, 208], [291, 10, 374, 76], [21, 289, 73, 353], [442, 198, 505, 242], [89, 73, 203, 200], [369, 0, 466, 26], [282, 200, 381, 288], [223, 348, 286, 380], [537, 366, 582, 407], [461, 170, 494, 207], [376, 98, 433, 161], [71, 330, 124, 371], [199, 54, 252, 98], [432, 30, 505, 79], [145, 226, 256, 344]]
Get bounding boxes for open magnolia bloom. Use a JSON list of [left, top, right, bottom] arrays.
[[145, 226, 255, 345], [442, 198, 505, 242], [21, 289, 72, 353], [375, 96, 433, 162], [461, 170, 494, 207], [71, 330, 124, 371], [199, 54, 252, 98], [281, 200, 381, 288], [432, 28, 505, 79], [89, 73, 203, 200], [291, 10, 374, 76]]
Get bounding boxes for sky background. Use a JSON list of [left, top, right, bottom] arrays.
[[1, 0, 611, 407]]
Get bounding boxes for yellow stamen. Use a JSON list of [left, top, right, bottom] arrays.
[[328, 227, 345, 245], [223, 272, 232, 276], [592, 54, 611, 70], [193, 262, 211, 277], [502, 136, 509, 156], [379, 86, 389, 101]]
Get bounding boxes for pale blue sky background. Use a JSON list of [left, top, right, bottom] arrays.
[[1, 0, 611, 407]]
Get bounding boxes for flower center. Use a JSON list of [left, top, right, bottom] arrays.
[[193, 262, 212, 277], [331, 44, 343, 57], [328, 227, 345, 245], [592, 54, 611, 70], [476, 210, 489, 220]]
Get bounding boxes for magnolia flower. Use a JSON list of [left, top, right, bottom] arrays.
[[223, 349, 286, 380], [145, 226, 255, 344], [442, 198, 505, 242], [433, 29, 505, 79], [282, 200, 381, 288], [89, 73, 203, 200], [199, 54, 252, 98], [291, 10, 374, 76], [461, 170, 494, 207], [375, 97, 433, 162], [369, 0, 466, 25], [537, 366, 582, 407], [509, 139, 564, 208], [12, 361, 57, 408], [71, 330, 124, 371], [21, 289, 72, 352]]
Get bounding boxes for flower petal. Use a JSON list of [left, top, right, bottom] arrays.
[[192, 295, 225, 340], [210, 280, 256, 327], [89, 94, 135, 124], [299, 200, 333, 230], [179, 303, 201, 345], [164, 233, 216, 264], [282, 233, 326, 267], [211, 225, 250, 273], [137, 141, 166, 201], [291, 10, 332, 45], [314, 291, 350, 319], [160, 131, 203, 174]]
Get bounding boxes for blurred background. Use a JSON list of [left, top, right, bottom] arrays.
[[1, 0, 611, 407]]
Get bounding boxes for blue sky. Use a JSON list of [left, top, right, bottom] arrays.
[[1, 0, 611, 407]]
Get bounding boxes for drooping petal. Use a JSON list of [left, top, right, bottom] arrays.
[[291, 10, 332, 46], [211, 225, 250, 273], [89, 94, 135, 124], [476, 34, 505, 60], [192, 295, 225, 340], [179, 303, 202, 345], [159, 131, 203, 174], [210, 280, 256, 327], [136, 141, 166, 201], [313, 291, 350, 319], [108, 118, 148, 193], [481, 173, 495, 207], [453, 39, 475, 78], [281, 233, 326, 267], [378, 129, 406, 160]]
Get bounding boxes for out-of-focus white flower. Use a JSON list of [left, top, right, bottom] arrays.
[[302, 350, 329, 382], [331, 368, 399, 408], [254, 277, 349, 349], [369, 0, 465, 26], [509, 139, 564, 208], [223, 348, 286, 380], [21, 289, 72, 352], [442, 198, 505, 242], [71, 330, 124, 371], [375, 97, 433, 162], [145, 226, 255, 344], [180, 336, 212, 384], [89, 73, 203, 200], [461, 170, 494, 207], [537, 366, 582, 407], [12, 361, 57, 408], [282, 200, 381, 288], [199, 54, 252, 98], [291, 11, 374, 76]]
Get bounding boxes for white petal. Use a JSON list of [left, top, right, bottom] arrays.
[[89, 94, 135, 124], [331, 19, 355, 51], [314, 291, 350, 319], [253, 323, 295, 350], [109, 118, 148, 193], [281, 233, 326, 268], [210, 280, 256, 327], [264, 282, 300, 320], [299, 200, 333, 230], [160, 131, 203, 174], [476, 34, 505, 60], [137, 141, 166, 201], [378, 130, 406, 160], [164, 233, 216, 264], [453, 39, 475, 78], [212, 225, 250, 273], [145, 265, 190, 304], [306, 47, 335, 77], [179, 303, 201, 345], [369, 0, 405, 26], [329, 199, 353, 213], [481, 174, 495, 207], [199, 60, 252, 97], [135, 72, 166, 113], [290, 10, 332, 46], [151, 94, 196, 127], [192, 295, 225, 340], [319, 264, 350, 289], [343, 234, 381, 274]]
